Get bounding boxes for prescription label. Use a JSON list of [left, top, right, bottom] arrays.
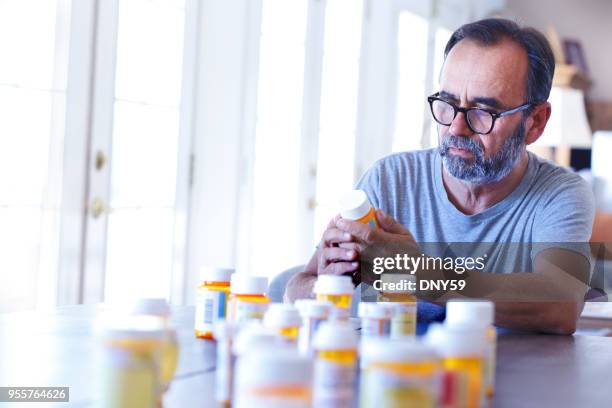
[[232, 300, 268, 322], [195, 290, 226, 332], [391, 302, 417, 337], [363, 368, 437, 408]]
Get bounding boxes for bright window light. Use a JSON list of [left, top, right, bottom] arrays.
[[0, 0, 68, 313], [429, 26, 452, 148], [392, 12, 429, 153], [313, 0, 363, 246], [247, 0, 308, 277], [104, 0, 185, 303]]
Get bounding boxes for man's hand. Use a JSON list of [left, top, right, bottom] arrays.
[[334, 210, 418, 241], [284, 214, 362, 302], [335, 210, 422, 285], [335, 209, 420, 256], [286, 211, 419, 302], [317, 214, 360, 276]]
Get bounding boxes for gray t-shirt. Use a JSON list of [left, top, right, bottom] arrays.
[[355, 148, 595, 274]]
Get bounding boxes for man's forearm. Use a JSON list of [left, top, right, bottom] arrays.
[[284, 272, 317, 303], [494, 300, 583, 335], [430, 270, 587, 334]]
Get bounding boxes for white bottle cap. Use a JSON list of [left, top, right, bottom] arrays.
[[98, 315, 166, 342], [234, 347, 312, 397], [230, 274, 268, 295], [338, 190, 373, 220], [425, 323, 486, 358], [295, 299, 333, 319], [362, 337, 438, 364], [313, 320, 358, 351], [313, 275, 354, 296], [128, 298, 171, 318], [264, 303, 302, 329], [423, 322, 446, 349], [201, 266, 234, 282], [232, 323, 283, 356], [358, 302, 393, 319], [445, 300, 494, 327]]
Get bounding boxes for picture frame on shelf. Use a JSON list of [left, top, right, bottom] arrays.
[[563, 39, 589, 75]]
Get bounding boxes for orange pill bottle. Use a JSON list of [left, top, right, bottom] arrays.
[[339, 189, 378, 228], [194, 267, 233, 340]]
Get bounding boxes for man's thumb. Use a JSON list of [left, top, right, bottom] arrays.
[[375, 209, 410, 234]]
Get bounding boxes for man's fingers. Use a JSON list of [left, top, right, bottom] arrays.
[[326, 213, 342, 229], [322, 261, 360, 276], [335, 218, 378, 243], [323, 247, 359, 263], [338, 242, 363, 252], [322, 227, 353, 247], [375, 209, 412, 235]]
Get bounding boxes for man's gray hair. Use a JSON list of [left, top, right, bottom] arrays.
[[444, 18, 555, 109]]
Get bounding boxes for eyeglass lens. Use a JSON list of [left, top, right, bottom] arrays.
[[431, 99, 493, 134]]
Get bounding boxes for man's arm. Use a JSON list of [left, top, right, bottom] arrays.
[[430, 248, 589, 334], [284, 252, 318, 302], [284, 215, 360, 302], [337, 212, 590, 335]]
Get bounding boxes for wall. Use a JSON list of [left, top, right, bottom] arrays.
[[503, 0, 612, 102]]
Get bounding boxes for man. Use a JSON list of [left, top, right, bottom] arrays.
[[285, 18, 594, 334]]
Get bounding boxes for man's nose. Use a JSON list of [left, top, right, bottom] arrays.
[[449, 111, 474, 137]]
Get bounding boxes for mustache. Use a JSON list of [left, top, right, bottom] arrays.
[[440, 134, 484, 157]]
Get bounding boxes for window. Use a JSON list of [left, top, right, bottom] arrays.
[[0, 0, 70, 312], [103, 0, 187, 303], [429, 26, 452, 147], [0, 0, 473, 311], [313, 0, 364, 245], [246, 0, 308, 276], [237, 1, 458, 277], [392, 11, 429, 153], [243, 0, 365, 277]]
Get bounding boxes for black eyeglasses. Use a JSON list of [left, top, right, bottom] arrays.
[[427, 92, 532, 135]]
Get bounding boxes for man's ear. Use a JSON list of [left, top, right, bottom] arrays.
[[524, 101, 551, 145]]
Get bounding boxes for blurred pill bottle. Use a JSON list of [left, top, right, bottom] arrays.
[[376, 273, 417, 337], [446, 300, 496, 398], [264, 303, 302, 341], [194, 267, 233, 340], [129, 298, 178, 392], [360, 337, 441, 408], [234, 344, 312, 408], [314, 275, 354, 312], [227, 274, 270, 323], [312, 320, 359, 407]]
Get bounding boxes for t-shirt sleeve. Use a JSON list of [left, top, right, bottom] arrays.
[[531, 173, 595, 265]]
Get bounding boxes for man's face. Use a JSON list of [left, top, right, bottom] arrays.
[[437, 38, 530, 184]]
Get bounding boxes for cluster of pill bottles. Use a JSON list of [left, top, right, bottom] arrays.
[[197, 190, 497, 408], [216, 302, 359, 408], [211, 297, 497, 408], [194, 268, 271, 341], [193, 268, 273, 406], [97, 298, 178, 408]]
